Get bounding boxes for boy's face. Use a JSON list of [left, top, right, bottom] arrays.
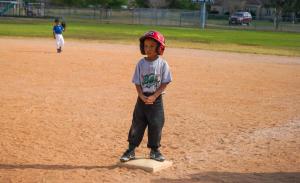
[[144, 38, 158, 59]]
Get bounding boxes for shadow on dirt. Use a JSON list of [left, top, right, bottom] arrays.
[[0, 163, 118, 170], [152, 172, 300, 183]]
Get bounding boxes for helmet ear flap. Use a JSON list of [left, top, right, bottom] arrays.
[[158, 45, 165, 55], [155, 43, 164, 55], [140, 39, 145, 55]]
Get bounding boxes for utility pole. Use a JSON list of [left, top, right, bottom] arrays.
[[192, 0, 214, 29], [200, 0, 206, 29]]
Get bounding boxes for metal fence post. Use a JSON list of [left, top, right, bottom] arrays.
[[179, 13, 182, 27], [200, 1, 206, 29]]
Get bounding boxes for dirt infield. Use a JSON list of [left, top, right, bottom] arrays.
[[0, 37, 300, 183]]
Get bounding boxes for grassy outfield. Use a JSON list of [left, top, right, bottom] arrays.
[[1, 18, 300, 56]]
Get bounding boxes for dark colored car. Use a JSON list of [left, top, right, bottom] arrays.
[[229, 12, 252, 25]]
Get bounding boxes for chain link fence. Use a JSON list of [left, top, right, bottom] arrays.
[[1, 4, 300, 32], [44, 7, 300, 32]]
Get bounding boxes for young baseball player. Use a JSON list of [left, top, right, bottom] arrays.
[[120, 31, 172, 162], [53, 18, 65, 53]]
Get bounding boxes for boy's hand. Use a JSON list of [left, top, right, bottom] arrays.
[[139, 94, 149, 104], [139, 94, 154, 105], [145, 95, 156, 105]]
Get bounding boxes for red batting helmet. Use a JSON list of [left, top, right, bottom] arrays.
[[139, 31, 165, 55]]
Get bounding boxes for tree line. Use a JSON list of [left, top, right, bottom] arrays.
[[44, 0, 200, 9], [38, 0, 299, 14], [27, 0, 300, 19], [263, 0, 300, 28]]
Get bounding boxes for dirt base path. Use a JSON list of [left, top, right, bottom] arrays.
[[0, 37, 300, 183]]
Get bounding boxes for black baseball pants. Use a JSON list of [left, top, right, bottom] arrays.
[[127, 94, 165, 149]]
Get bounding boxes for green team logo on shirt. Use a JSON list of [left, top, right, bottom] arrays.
[[142, 73, 160, 88]]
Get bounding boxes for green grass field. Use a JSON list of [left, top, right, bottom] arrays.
[[1, 18, 300, 56]]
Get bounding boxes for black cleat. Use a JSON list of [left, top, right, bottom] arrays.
[[150, 149, 165, 162], [120, 149, 135, 162]]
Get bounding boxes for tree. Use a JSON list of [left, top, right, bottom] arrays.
[[263, 0, 286, 29], [223, 0, 246, 14], [147, 0, 170, 8], [263, 0, 300, 29], [168, 0, 198, 10], [283, 0, 300, 23], [50, 0, 126, 8], [50, 0, 88, 7], [86, 0, 127, 8], [133, 0, 198, 9], [107, 0, 127, 8], [134, 0, 149, 8], [263, 0, 300, 28]]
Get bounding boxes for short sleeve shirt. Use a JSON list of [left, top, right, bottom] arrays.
[[53, 25, 64, 34], [132, 57, 172, 93]]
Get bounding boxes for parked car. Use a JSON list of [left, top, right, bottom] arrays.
[[229, 12, 252, 25]]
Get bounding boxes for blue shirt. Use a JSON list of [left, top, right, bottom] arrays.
[[53, 25, 64, 34]]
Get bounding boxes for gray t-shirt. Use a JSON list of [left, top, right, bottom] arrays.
[[132, 57, 172, 93]]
